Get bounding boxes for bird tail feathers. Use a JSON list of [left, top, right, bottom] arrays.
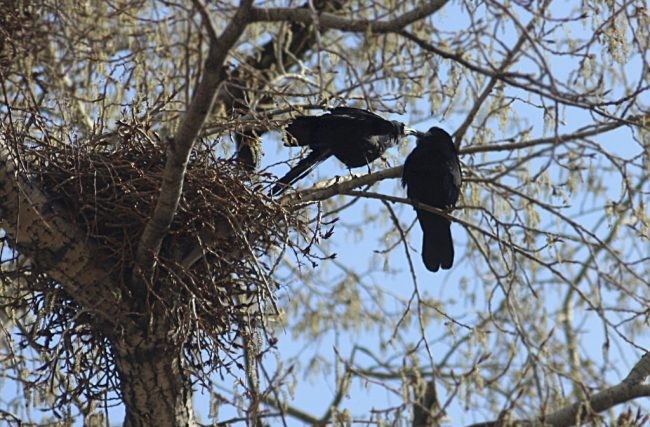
[[271, 149, 330, 195], [419, 212, 454, 272]]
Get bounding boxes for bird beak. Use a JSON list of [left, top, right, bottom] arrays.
[[404, 127, 425, 137]]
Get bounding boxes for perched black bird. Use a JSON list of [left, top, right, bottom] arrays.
[[235, 131, 263, 171], [272, 107, 417, 194], [402, 127, 461, 272]]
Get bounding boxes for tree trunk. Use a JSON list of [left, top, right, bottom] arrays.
[[113, 330, 195, 427]]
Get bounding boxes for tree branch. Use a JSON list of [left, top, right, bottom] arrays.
[[461, 118, 635, 154], [262, 396, 321, 425], [467, 353, 650, 427], [397, 30, 643, 124], [542, 384, 650, 427], [249, 1, 447, 33], [284, 166, 402, 205], [133, 0, 253, 279], [453, 1, 547, 147]]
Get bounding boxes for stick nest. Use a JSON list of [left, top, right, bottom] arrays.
[[1, 119, 326, 406]]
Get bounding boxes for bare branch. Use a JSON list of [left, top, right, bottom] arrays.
[[624, 352, 650, 384], [284, 166, 402, 205], [461, 120, 631, 154], [249, 1, 447, 32], [133, 0, 254, 279], [542, 384, 650, 427], [398, 30, 644, 123], [190, 0, 220, 44], [453, 2, 548, 147], [468, 353, 650, 427]]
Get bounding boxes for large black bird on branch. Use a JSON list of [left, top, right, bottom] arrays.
[[402, 127, 461, 272], [271, 107, 418, 195]]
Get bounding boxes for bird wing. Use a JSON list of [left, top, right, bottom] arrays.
[[401, 144, 426, 189], [441, 157, 462, 206], [330, 107, 401, 138], [284, 116, 320, 147], [329, 107, 385, 121]]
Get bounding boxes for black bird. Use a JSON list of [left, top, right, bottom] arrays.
[[235, 131, 263, 171], [272, 107, 417, 194], [402, 127, 461, 272]]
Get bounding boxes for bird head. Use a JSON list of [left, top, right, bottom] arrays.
[[390, 121, 406, 136], [417, 127, 453, 145]]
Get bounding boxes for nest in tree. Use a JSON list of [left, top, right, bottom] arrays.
[[1, 119, 327, 405]]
